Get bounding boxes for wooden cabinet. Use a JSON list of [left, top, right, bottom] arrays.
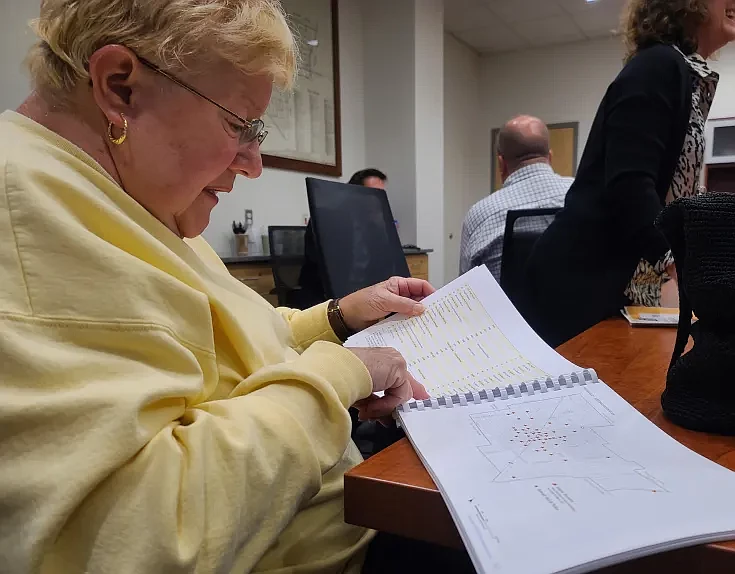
[[224, 252, 431, 305], [705, 163, 735, 193], [405, 253, 429, 281], [226, 261, 278, 306]]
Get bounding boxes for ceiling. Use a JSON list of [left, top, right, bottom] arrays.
[[445, 0, 627, 54]]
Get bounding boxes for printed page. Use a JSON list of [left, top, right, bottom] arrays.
[[401, 381, 735, 574], [346, 266, 581, 398]]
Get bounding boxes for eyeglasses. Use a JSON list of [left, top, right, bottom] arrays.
[[138, 57, 268, 146]]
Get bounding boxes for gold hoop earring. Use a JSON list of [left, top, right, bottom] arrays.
[[108, 114, 128, 145]]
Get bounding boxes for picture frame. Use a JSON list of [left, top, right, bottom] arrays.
[[261, 0, 342, 177]]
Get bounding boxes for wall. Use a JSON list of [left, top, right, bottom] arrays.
[[206, 0, 367, 255], [443, 34, 489, 281], [414, 0, 445, 286], [0, 1, 38, 111], [480, 38, 735, 174], [706, 44, 735, 120], [362, 0, 417, 246], [362, 0, 447, 286], [480, 36, 625, 162]]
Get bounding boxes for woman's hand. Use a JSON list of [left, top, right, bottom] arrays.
[[339, 277, 435, 333], [349, 347, 430, 425]]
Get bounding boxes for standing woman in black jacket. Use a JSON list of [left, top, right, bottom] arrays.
[[522, 0, 735, 347]]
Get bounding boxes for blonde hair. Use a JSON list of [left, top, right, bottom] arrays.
[[27, 0, 298, 98]]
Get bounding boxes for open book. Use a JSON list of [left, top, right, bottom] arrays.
[[346, 266, 735, 574]]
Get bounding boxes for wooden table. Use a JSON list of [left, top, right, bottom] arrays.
[[345, 319, 735, 573]]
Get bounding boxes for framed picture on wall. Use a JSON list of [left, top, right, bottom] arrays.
[[260, 0, 342, 177], [490, 122, 579, 192]]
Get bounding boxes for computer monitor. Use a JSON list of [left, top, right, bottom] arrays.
[[306, 177, 410, 299]]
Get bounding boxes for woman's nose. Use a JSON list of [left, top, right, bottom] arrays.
[[231, 143, 263, 179]]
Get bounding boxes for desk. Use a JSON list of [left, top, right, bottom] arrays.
[[344, 319, 735, 572], [223, 249, 432, 306]]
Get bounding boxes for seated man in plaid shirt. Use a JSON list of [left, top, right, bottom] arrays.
[[459, 115, 573, 280]]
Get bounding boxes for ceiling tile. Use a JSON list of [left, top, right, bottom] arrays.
[[557, 0, 627, 15], [446, 0, 625, 52], [455, 25, 528, 54], [482, 0, 565, 24], [445, 0, 498, 33], [557, 0, 627, 35], [566, 2, 627, 36], [514, 15, 585, 47]]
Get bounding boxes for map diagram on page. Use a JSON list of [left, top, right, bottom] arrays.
[[471, 390, 666, 493]]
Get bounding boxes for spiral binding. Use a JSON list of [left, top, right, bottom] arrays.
[[397, 369, 599, 413]]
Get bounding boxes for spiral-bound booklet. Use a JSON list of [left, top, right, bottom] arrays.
[[346, 266, 735, 574]]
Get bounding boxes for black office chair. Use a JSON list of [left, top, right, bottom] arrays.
[[305, 177, 410, 299], [268, 226, 307, 307], [499, 208, 560, 304]]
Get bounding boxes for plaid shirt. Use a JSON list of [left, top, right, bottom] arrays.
[[460, 163, 572, 279]]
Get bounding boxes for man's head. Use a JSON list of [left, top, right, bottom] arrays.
[[348, 168, 387, 190], [497, 115, 552, 183]]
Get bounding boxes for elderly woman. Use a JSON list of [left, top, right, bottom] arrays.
[[522, 0, 735, 347], [0, 1, 436, 572]]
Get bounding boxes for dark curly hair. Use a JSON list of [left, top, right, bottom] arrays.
[[622, 0, 710, 61]]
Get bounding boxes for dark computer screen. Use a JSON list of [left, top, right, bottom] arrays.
[[306, 177, 410, 298]]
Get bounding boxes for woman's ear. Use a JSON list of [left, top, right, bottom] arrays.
[[87, 45, 143, 126]]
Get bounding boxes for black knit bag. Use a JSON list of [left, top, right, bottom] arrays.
[[656, 193, 735, 435]]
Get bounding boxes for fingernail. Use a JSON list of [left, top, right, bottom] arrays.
[[413, 304, 425, 315]]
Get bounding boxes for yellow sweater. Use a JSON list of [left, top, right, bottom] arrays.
[[0, 111, 374, 573]]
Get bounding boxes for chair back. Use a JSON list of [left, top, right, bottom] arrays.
[[306, 177, 409, 299], [499, 208, 560, 303], [268, 226, 307, 307]]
